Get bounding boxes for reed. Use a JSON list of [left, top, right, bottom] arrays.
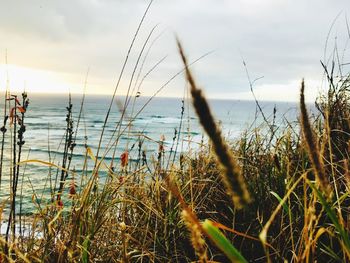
[[3, 92, 29, 254], [0, 90, 8, 188], [177, 39, 251, 209], [56, 94, 74, 203], [300, 79, 331, 197]]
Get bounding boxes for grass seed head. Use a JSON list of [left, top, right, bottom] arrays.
[[177, 38, 251, 208], [181, 210, 208, 263], [300, 79, 332, 197]]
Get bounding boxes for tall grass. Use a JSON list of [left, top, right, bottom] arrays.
[[0, 22, 350, 263]]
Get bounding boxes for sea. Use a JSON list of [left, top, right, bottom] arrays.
[[0, 93, 301, 216]]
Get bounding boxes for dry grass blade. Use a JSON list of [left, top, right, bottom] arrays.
[[176, 38, 251, 209], [300, 79, 331, 197]]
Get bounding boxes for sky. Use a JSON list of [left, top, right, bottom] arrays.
[[0, 0, 349, 101]]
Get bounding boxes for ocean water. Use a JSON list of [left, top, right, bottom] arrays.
[[0, 93, 300, 214]]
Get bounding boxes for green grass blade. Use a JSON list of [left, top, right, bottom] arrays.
[[202, 219, 248, 263], [81, 235, 91, 263], [270, 191, 290, 217], [320, 242, 343, 262]]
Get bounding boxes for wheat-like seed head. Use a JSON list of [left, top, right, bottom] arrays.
[[300, 79, 332, 197], [177, 38, 251, 208]]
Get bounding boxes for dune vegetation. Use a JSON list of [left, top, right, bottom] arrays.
[[0, 39, 348, 262], [1, 3, 350, 263]]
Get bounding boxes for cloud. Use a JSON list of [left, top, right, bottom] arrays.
[[0, 0, 349, 100], [231, 79, 325, 102]]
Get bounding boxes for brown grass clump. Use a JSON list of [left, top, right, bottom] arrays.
[[177, 39, 251, 209]]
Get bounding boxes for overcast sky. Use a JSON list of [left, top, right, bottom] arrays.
[[0, 0, 349, 101]]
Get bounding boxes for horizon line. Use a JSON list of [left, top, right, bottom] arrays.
[[0, 90, 310, 104]]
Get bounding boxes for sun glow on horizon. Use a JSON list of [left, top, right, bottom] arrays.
[[0, 64, 76, 94], [0, 64, 160, 97]]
